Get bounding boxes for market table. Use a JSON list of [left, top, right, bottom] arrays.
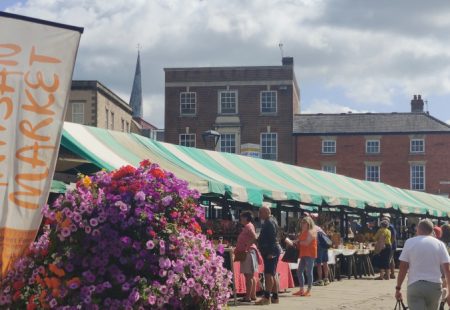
[[233, 255, 295, 294]]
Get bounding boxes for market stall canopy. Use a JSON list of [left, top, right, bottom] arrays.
[[61, 122, 450, 217]]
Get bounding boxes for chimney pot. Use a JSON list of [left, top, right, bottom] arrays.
[[411, 94, 424, 113], [282, 57, 294, 66]]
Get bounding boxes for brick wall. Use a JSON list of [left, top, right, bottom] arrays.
[[165, 66, 298, 164], [295, 134, 450, 196]]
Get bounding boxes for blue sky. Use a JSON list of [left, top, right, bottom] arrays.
[[2, 0, 450, 128]]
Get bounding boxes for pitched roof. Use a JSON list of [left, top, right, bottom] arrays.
[[293, 112, 450, 135]]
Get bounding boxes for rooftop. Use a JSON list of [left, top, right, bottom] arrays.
[[293, 112, 450, 135]]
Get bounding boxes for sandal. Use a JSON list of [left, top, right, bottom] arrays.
[[293, 290, 304, 296], [374, 276, 384, 280], [300, 290, 311, 297]]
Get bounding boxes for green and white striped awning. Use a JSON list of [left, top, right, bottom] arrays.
[[61, 122, 450, 217]]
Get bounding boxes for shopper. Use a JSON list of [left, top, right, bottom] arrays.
[[313, 223, 330, 286], [372, 220, 392, 280], [255, 206, 281, 305], [382, 215, 398, 279], [235, 211, 259, 303], [396, 219, 450, 310], [293, 216, 317, 297]]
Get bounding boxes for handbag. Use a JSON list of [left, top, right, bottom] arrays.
[[394, 300, 408, 310], [234, 250, 247, 262], [282, 245, 299, 263], [318, 231, 332, 249]]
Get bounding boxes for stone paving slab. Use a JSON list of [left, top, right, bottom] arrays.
[[230, 277, 399, 310]]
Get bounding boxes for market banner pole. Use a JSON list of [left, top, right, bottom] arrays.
[[0, 11, 83, 275]]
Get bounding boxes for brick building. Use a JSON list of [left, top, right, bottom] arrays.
[[294, 95, 450, 197], [164, 57, 300, 164]]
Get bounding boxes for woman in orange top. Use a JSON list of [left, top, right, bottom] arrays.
[[293, 216, 318, 297]]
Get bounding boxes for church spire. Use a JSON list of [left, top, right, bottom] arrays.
[[130, 49, 143, 118]]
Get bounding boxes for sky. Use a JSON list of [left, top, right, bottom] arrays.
[[2, 0, 450, 128]]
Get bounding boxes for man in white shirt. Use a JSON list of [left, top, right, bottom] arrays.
[[396, 219, 450, 310]]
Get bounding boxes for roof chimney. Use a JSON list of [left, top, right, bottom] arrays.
[[282, 57, 294, 66], [411, 94, 424, 113]]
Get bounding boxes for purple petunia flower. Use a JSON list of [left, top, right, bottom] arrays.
[[161, 196, 173, 207]]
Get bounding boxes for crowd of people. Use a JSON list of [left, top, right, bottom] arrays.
[[234, 206, 333, 305], [234, 207, 450, 309]]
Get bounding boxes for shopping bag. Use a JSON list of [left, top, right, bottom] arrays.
[[281, 245, 299, 263], [234, 251, 247, 262], [394, 300, 408, 310]]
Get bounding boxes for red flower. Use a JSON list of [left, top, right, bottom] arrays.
[[140, 159, 152, 167], [13, 280, 24, 290], [206, 229, 213, 235], [27, 296, 37, 310], [170, 211, 179, 219], [13, 290, 21, 301], [112, 165, 136, 180], [151, 168, 165, 179], [148, 230, 156, 238]]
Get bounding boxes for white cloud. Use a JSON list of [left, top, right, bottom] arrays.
[[5, 0, 450, 126], [446, 119, 450, 125]]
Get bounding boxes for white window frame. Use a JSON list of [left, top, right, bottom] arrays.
[[260, 90, 277, 114], [365, 165, 380, 182], [218, 90, 238, 114], [322, 140, 336, 154], [71, 101, 84, 124], [261, 132, 278, 160], [410, 164, 425, 191], [410, 139, 425, 153], [366, 140, 380, 154], [179, 133, 196, 147], [180, 92, 197, 116], [322, 165, 336, 174], [219, 133, 236, 153]]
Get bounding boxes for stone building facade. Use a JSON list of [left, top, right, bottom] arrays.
[[66, 80, 134, 133]]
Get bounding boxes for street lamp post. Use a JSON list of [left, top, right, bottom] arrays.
[[201, 130, 220, 150]]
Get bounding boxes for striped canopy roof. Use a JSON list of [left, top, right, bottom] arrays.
[[61, 122, 450, 217]]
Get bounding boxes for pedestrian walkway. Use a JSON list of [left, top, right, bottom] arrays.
[[231, 277, 397, 309]]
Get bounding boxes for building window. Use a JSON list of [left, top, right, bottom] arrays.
[[219, 90, 237, 114], [365, 165, 380, 182], [121, 118, 125, 132], [180, 92, 196, 115], [219, 133, 236, 153], [366, 140, 380, 154], [322, 165, 336, 174], [126, 121, 129, 132], [105, 108, 109, 129], [71, 102, 84, 124], [110, 111, 114, 129], [179, 133, 196, 147], [410, 139, 425, 153], [261, 133, 277, 160], [260, 91, 277, 114], [322, 140, 336, 154], [411, 164, 425, 191]]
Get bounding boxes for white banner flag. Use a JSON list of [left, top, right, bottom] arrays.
[[0, 12, 82, 274]]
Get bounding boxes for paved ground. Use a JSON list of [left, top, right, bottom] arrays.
[[230, 276, 399, 310]]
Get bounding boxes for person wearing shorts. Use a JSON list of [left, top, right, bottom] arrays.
[[314, 227, 330, 286]]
